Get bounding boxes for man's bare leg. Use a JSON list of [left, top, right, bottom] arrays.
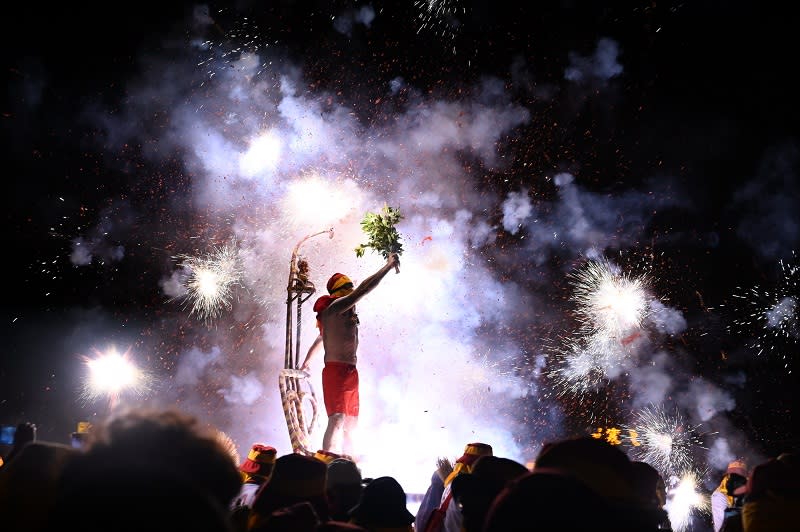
[[322, 412, 345, 452], [342, 415, 359, 458]]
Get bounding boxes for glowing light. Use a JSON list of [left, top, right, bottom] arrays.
[[240, 131, 283, 177], [174, 241, 244, 324], [282, 175, 362, 230], [625, 405, 705, 478], [590, 426, 641, 446], [81, 347, 151, 406], [664, 470, 709, 532]]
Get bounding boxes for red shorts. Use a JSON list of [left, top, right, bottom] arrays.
[[322, 362, 359, 417]]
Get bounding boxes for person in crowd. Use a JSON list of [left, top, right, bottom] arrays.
[[315, 448, 349, 465], [711, 460, 749, 532], [44, 407, 242, 532], [483, 467, 612, 531], [300, 253, 399, 456], [0, 440, 78, 532], [69, 421, 92, 450], [1, 421, 37, 466], [325, 457, 363, 522], [230, 443, 278, 531], [741, 452, 799, 532], [531, 436, 667, 530], [232, 444, 278, 510], [249, 452, 330, 529], [630, 461, 671, 530], [423, 442, 493, 532], [449, 455, 529, 532], [348, 476, 415, 532], [252, 500, 321, 532], [414, 457, 452, 532]]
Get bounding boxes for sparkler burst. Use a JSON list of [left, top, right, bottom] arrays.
[[664, 469, 710, 532], [570, 257, 651, 339], [196, 7, 273, 82], [547, 335, 612, 398], [547, 257, 654, 402], [80, 347, 152, 407], [725, 251, 799, 360], [624, 405, 706, 478], [174, 241, 245, 324], [413, 0, 467, 50]]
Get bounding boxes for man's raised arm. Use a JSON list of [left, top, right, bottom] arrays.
[[330, 253, 399, 313]]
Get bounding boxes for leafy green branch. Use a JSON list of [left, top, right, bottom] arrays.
[[354, 205, 404, 271]]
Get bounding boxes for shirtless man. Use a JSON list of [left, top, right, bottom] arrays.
[[300, 252, 399, 456]]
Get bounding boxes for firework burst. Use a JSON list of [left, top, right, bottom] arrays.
[[196, 7, 273, 82], [80, 347, 152, 409], [413, 0, 467, 51], [725, 251, 799, 359], [624, 405, 706, 478], [664, 469, 710, 532], [570, 257, 651, 340], [548, 258, 653, 400], [547, 335, 612, 398], [174, 241, 245, 324]]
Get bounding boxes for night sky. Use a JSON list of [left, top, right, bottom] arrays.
[[2, 0, 798, 519]]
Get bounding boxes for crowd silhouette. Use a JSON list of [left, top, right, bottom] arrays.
[[1, 407, 797, 532]]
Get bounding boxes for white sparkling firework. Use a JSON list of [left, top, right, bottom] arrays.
[[547, 334, 611, 398], [625, 405, 706, 478], [548, 258, 652, 398], [664, 470, 710, 532], [414, 0, 466, 49], [570, 258, 650, 340], [726, 251, 799, 360], [196, 9, 272, 82], [174, 241, 245, 324], [80, 347, 151, 406]]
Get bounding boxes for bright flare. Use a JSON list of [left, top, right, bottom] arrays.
[[175, 241, 244, 323], [81, 347, 150, 405], [282, 175, 362, 230], [240, 131, 283, 177], [664, 470, 709, 532]]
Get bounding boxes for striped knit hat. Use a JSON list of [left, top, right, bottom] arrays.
[[240, 444, 277, 479], [314, 449, 342, 465], [444, 442, 494, 486], [327, 273, 353, 294], [727, 460, 748, 478]]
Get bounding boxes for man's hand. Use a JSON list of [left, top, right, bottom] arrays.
[[388, 252, 400, 273]]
